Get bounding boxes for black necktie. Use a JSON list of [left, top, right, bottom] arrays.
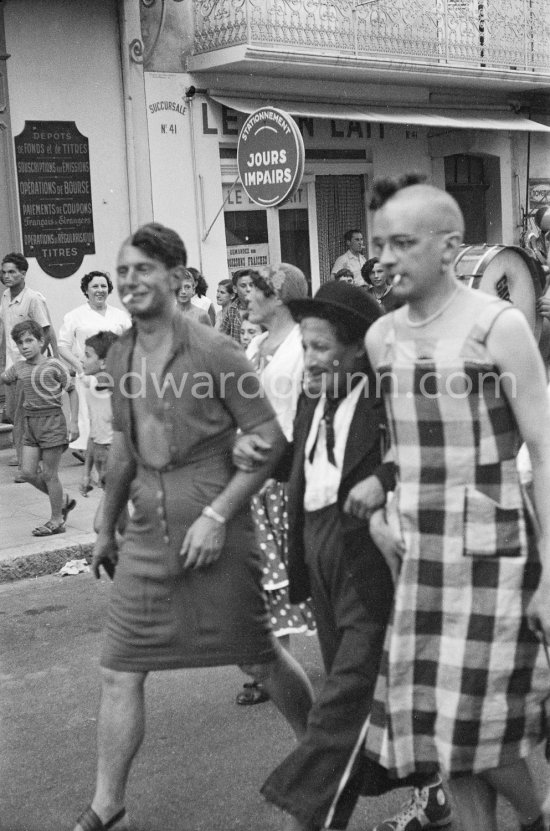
[[308, 396, 341, 466]]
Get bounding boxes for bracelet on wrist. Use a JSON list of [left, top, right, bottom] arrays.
[[202, 505, 226, 525]]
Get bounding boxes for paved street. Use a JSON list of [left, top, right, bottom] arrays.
[[1, 573, 549, 831]]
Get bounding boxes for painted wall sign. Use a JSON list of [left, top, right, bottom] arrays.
[[226, 243, 270, 273], [528, 179, 550, 214], [237, 108, 304, 208], [223, 182, 308, 212], [14, 121, 95, 278]]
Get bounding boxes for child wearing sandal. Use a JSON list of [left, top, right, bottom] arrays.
[[1, 319, 78, 536]]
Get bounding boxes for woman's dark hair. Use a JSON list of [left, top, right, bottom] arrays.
[[334, 268, 354, 282], [361, 257, 380, 286], [217, 278, 234, 296], [129, 222, 187, 269], [188, 267, 208, 298], [81, 271, 113, 297], [369, 172, 428, 210], [249, 269, 276, 298]]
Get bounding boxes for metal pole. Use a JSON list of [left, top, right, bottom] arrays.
[[202, 176, 241, 242]]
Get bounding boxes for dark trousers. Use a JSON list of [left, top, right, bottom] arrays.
[[261, 504, 386, 830]]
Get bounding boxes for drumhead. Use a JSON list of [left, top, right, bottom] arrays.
[[454, 244, 544, 340]]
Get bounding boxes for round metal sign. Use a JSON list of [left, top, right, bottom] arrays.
[[237, 107, 305, 208]]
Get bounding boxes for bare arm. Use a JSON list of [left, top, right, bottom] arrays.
[[91, 431, 136, 578], [487, 309, 550, 638], [57, 344, 82, 373], [180, 417, 286, 569], [45, 323, 59, 357], [67, 386, 79, 442]]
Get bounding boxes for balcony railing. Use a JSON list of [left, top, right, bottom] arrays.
[[193, 0, 550, 75]]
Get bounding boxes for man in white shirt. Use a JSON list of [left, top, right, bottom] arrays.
[[0, 253, 55, 476], [330, 229, 367, 285]]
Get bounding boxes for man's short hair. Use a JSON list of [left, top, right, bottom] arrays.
[[11, 319, 43, 344], [344, 229, 362, 245], [369, 172, 427, 211], [2, 252, 29, 273], [84, 330, 119, 360], [129, 223, 187, 269]]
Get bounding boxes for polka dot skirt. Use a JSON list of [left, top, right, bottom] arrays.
[[251, 480, 316, 638]]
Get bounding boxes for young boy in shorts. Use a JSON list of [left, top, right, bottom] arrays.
[[79, 330, 122, 534], [1, 319, 78, 536]]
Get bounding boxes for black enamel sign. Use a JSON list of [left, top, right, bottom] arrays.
[[15, 121, 95, 278]]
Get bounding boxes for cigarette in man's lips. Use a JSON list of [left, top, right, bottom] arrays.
[[392, 274, 402, 286], [122, 293, 133, 304]]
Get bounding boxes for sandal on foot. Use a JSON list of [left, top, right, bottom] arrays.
[[62, 494, 77, 522], [236, 681, 270, 705], [74, 805, 127, 831], [32, 520, 66, 537]]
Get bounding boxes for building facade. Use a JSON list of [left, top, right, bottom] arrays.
[[0, 0, 152, 332], [0, 0, 549, 331], [142, 0, 550, 293]]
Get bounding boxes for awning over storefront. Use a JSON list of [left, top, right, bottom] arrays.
[[210, 94, 550, 132]]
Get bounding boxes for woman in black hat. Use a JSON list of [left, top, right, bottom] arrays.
[[234, 281, 442, 831]]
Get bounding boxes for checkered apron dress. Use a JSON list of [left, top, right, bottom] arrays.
[[364, 297, 550, 778]]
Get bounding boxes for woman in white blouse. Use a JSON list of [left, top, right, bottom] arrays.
[[235, 264, 316, 705], [58, 271, 131, 457]]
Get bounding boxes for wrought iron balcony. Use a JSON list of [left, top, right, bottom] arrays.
[[192, 0, 550, 76]]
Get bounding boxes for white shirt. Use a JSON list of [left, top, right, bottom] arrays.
[[330, 250, 366, 284], [83, 375, 113, 445], [304, 377, 367, 511], [191, 295, 213, 314], [1, 286, 50, 368], [58, 302, 131, 361], [246, 325, 303, 441]]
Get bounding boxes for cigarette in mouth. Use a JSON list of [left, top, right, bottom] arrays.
[[122, 293, 133, 304], [392, 274, 402, 286]]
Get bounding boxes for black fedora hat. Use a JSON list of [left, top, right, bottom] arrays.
[[288, 280, 382, 336]]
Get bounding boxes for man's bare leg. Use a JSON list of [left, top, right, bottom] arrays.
[[280, 814, 314, 831], [74, 669, 147, 830], [449, 773, 497, 831], [484, 759, 544, 827], [241, 637, 314, 739]]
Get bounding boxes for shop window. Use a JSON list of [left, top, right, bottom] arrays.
[[224, 210, 269, 273], [224, 210, 268, 247], [279, 209, 311, 292]]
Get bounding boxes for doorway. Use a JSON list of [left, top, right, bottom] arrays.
[[445, 154, 489, 244], [315, 175, 367, 284]]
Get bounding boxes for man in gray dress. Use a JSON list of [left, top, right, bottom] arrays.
[[73, 223, 313, 831]]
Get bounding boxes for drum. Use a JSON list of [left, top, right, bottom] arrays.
[[454, 244, 546, 341]]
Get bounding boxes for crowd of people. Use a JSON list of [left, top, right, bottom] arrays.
[[2, 175, 550, 831]]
